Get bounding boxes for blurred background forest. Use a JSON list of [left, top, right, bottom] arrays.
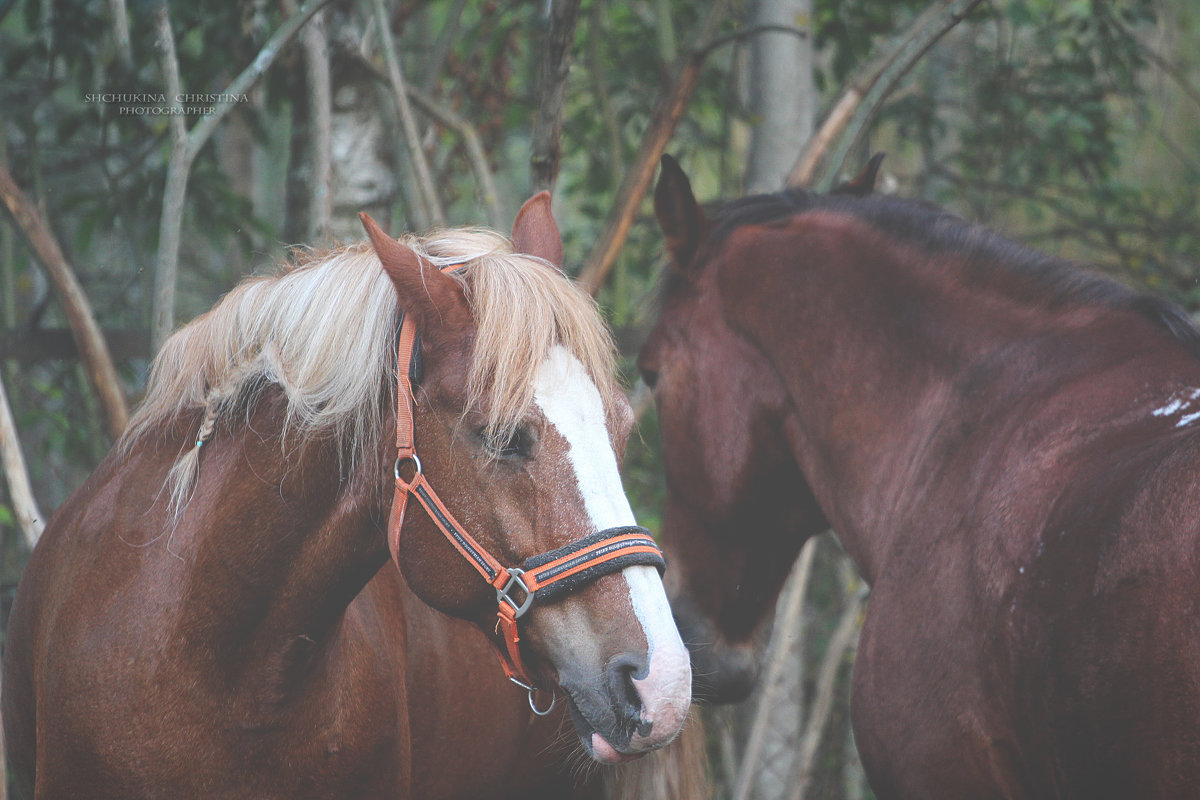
[[1, 0, 1197, 797]]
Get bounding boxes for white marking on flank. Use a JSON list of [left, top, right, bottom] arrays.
[[1151, 388, 1200, 423], [1153, 398, 1185, 417]]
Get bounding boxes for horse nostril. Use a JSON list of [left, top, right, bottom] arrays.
[[606, 652, 649, 731]]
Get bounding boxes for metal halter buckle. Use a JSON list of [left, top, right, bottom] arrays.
[[496, 568, 534, 618]]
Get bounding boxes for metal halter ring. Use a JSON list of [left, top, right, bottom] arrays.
[[393, 453, 422, 482], [510, 676, 556, 716]]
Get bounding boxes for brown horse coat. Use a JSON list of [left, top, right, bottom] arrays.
[[642, 155, 1200, 799], [5, 195, 692, 798]]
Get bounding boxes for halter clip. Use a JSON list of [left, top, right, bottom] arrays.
[[510, 675, 557, 716]]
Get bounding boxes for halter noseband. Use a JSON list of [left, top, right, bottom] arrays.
[[387, 264, 665, 713]]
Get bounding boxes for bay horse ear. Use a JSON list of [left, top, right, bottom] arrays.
[[832, 152, 886, 197], [511, 191, 563, 268], [654, 154, 706, 272], [359, 212, 469, 334]]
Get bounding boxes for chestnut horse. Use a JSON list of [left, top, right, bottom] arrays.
[[640, 155, 1200, 798], [4, 194, 692, 799]]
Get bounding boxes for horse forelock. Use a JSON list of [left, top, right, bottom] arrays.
[[122, 228, 619, 512], [403, 227, 619, 450]]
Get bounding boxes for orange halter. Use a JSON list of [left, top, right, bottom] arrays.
[[387, 265, 665, 714]]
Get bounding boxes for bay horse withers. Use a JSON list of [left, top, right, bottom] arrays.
[[640, 154, 1200, 799], [4, 194, 691, 799]]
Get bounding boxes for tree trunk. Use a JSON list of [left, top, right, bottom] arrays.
[[732, 538, 817, 800], [744, 0, 814, 193], [304, 10, 333, 241], [529, 0, 582, 195], [284, 68, 313, 245], [788, 0, 984, 190], [0, 369, 43, 547], [0, 161, 128, 440]]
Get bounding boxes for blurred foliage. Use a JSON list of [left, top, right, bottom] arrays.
[[883, 0, 1200, 304]]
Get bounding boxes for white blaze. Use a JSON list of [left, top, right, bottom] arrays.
[[533, 346, 691, 745], [533, 346, 637, 530]]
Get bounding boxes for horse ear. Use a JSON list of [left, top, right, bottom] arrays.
[[511, 191, 563, 268], [832, 152, 886, 197], [655, 154, 706, 272], [359, 212, 468, 333]]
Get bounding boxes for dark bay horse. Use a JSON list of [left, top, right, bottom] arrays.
[[640, 154, 1200, 798], [4, 194, 693, 798]]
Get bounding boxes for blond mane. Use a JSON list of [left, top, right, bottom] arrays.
[[123, 227, 618, 513]]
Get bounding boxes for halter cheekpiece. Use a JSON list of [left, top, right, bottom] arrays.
[[387, 262, 665, 713]]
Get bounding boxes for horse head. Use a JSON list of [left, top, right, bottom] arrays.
[[638, 156, 829, 703], [361, 196, 690, 763]]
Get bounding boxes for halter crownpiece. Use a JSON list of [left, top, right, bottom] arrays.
[[386, 262, 665, 712]]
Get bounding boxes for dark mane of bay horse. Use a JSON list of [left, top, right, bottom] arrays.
[[697, 187, 1200, 356]]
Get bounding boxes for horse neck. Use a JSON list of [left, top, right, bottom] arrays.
[[166, 395, 389, 698], [730, 216, 1158, 582]]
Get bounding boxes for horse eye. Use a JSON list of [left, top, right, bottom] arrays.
[[637, 351, 660, 390], [484, 426, 535, 460]]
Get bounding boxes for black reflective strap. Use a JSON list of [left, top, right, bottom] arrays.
[[413, 483, 499, 581], [522, 526, 665, 605]]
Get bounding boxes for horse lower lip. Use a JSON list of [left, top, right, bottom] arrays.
[[590, 733, 642, 764], [563, 685, 658, 761]]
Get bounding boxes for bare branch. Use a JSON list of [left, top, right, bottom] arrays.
[[420, 0, 470, 95], [788, 0, 984, 189], [577, 0, 737, 295], [700, 23, 809, 55], [186, 0, 331, 156], [0, 159, 129, 440], [789, 90, 859, 188], [151, 0, 333, 350], [406, 86, 503, 229], [583, 2, 623, 185], [1134, 36, 1200, 112], [152, 1, 190, 354], [370, 0, 445, 228], [0, 370, 43, 548], [529, 0, 582, 195], [302, 9, 333, 240], [791, 558, 865, 800], [351, 52, 503, 229], [732, 537, 818, 800], [108, 0, 133, 71]]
